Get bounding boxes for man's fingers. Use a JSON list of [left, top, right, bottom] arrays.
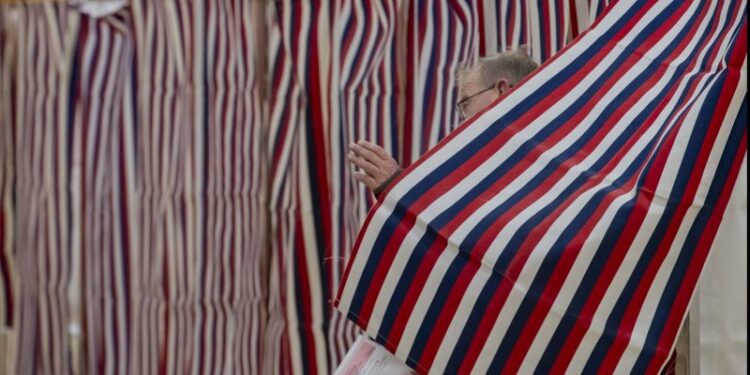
[[349, 143, 381, 165], [357, 140, 391, 160], [347, 151, 379, 176], [353, 172, 377, 190]]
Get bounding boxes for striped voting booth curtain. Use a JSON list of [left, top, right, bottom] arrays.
[[264, 2, 478, 372], [0, 8, 138, 374], [335, 0, 748, 374], [476, 0, 613, 63], [0, 3, 268, 374]]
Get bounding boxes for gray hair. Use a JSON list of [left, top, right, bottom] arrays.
[[457, 49, 539, 87]]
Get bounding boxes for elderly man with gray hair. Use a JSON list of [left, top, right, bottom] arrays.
[[348, 49, 539, 198]]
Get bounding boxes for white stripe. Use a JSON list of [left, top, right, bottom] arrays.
[[548, 0, 558, 57], [574, 0, 590, 34], [86, 19, 113, 373], [43, 16, 66, 373], [528, 2, 542, 63], [483, 0, 499, 53], [284, 131, 304, 375], [513, 0, 523, 49]]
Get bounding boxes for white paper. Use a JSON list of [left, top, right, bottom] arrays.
[[335, 335, 416, 375], [68, 0, 127, 18]]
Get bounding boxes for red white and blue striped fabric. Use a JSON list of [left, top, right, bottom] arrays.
[[265, 2, 363, 373], [335, 0, 748, 374], [3, 0, 744, 374], [128, 2, 268, 374], [1, 7, 136, 373], [1, 2, 269, 373], [265, 1, 482, 373], [477, 0, 528, 57], [477, 0, 585, 64], [526, 0, 573, 63], [400, 1, 479, 165]]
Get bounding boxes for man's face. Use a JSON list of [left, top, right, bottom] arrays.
[[456, 74, 502, 121]]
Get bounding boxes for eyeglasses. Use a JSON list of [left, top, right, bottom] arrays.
[[455, 85, 495, 121]]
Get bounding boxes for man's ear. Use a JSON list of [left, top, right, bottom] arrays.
[[495, 79, 511, 95]]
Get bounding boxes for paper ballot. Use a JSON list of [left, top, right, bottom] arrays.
[[68, 0, 128, 18], [335, 335, 416, 375]]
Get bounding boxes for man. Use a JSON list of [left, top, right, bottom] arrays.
[[347, 49, 539, 199], [339, 52, 539, 375]]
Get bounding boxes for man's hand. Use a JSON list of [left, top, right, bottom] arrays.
[[347, 141, 401, 192]]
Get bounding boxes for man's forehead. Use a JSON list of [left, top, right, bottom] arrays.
[[458, 77, 482, 98], [459, 66, 483, 92]]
